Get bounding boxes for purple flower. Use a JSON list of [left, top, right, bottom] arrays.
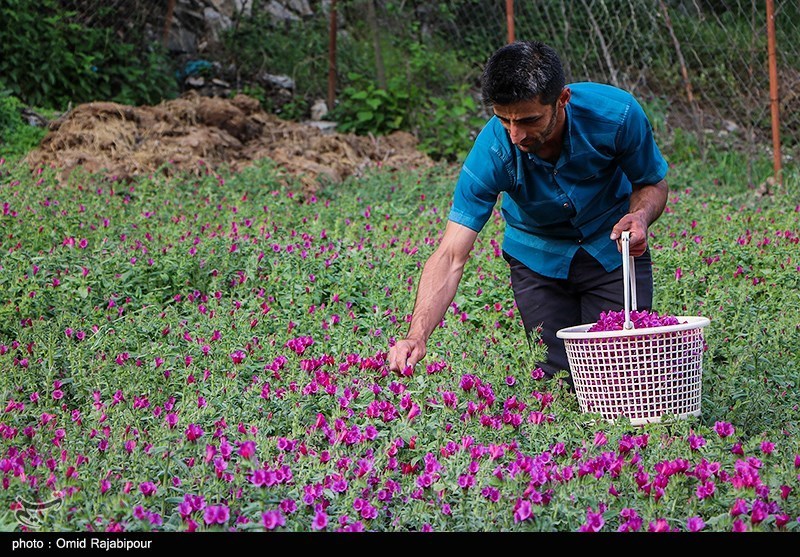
[[203, 505, 230, 525], [732, 519, 748, 532], [457, 474, 475, 489], [178, 500, 194, 520], [588, 309, 680, 332], [695, 481, 716, 500], [165, 413, 178, 429], [618, 508, 642, 532], [185, 423, 204, 442], [331, 477, 348, 493], [686, 516, 705, 532], [280, 499, 297, 514], [416, 473, 434, 489], [262, 510, 285, 530], [687, 432, 706, 450], [359, 503, 378, 520], [750, 500, 769, 524], [513, 500, 533, 523], [187, 494, 206, 512], [459, 374, 477, 391], [238, 440, 256, 459], [713, 421, 734, 438], [730, 498, 748, 517], [593, 431, 608, 447], [311, 510, 328, 531], [579, 507, 604, 532], [178, 501, 193, 520], [481, 486, 500, 503], [250, 469, 275, 487], [139, 482, 157, 497], [647, 518, 672, 532]]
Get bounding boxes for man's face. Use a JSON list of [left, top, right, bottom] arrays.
[[492, 93, 566, 154]]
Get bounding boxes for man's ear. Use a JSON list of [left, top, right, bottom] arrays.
[[558, 87, 571, 107]]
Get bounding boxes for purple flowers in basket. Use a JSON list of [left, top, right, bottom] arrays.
[[588, 310, 681, 332]]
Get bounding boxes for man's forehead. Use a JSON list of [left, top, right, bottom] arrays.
[[492, 99, 549, 118]]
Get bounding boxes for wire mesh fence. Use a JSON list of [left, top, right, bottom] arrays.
[[350, 0, 799, 166], [508, 0, 799, 175], [18, 0, 800, 171]]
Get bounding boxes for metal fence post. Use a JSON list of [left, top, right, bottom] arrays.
[[506, 0, 514, 43], [327, 0, 338, 112], [163, 0, 176, 46], [766, 0, 782, 188]]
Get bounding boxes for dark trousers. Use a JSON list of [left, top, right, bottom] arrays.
[[503, 248, 653, 383]]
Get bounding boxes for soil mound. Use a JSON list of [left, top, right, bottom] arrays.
[[25, 91, 434, 190]]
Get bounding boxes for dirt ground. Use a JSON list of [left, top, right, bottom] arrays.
[[24, 91, 435, 192]]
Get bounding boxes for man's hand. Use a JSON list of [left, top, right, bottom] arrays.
[[610, 180, 668, 256], [388, 338, 427, 374], [609, 212, 649, 256]]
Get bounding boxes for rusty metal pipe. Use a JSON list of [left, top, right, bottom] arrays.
[[506, 0, 515, 44], [327, 0, 338, 112], [766, 0, 782, 186]]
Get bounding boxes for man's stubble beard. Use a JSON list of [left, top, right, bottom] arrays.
[[516, 107, 558, 154]]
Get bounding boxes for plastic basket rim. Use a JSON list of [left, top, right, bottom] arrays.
[[556, 315, 710, 340]]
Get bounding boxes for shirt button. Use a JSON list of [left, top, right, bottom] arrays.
[[562, 202, 570, 209], [577, 239, 583, 244]]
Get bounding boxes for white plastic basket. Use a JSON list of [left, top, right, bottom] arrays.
[[556, 232, 710, 425]]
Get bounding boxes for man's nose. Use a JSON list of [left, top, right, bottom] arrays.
[[509, 123, 526, 144]]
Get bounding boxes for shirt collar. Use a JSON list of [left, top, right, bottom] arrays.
[[524, 104, 574, 166], [563, 102, 574, 158]]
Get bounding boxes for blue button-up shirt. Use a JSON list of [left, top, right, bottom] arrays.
[[448, 82, 668, 279]]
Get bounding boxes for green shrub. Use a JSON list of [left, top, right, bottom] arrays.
[[0, 0, 178, 109], [330, 72, 415, 135], [0, 93, 48, 160], [415, 85, 486, 162]]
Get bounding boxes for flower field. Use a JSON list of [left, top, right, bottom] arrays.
[[1, 156, 799, 532]]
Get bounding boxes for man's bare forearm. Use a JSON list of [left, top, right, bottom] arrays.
[[388, 221, 478, 372], [405, 250, 466, 343], [629, 179, 668, 226]]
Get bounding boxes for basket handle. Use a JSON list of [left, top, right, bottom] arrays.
[[621, 231, 637, 330]]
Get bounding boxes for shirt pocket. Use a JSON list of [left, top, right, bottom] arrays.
[[513, 198, 571, 227]]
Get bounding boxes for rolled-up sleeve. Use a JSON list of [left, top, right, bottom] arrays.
[[615, 99, 668, 186], [448, 122, 511, 232]]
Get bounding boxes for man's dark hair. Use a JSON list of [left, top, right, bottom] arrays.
[[481, 41, 565, 107]]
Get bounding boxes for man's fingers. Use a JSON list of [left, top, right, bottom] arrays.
[[388, 342, 413, 372]]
